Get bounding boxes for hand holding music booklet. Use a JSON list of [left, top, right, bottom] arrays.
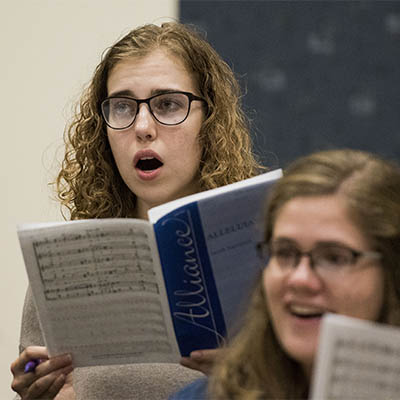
[[17, 169, 282, 367]]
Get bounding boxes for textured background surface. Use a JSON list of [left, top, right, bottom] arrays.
[[180, 1, 400, 168]]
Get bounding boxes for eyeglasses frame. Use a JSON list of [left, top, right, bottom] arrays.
[[100, 90, 207, 130], [257, 241, 381, 271]]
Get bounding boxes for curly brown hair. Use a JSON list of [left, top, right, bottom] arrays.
[[56, 22, 263, 220], [210, 149, 400, 399]]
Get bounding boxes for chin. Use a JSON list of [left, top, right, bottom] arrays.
[[295, 352, 314, 373], [284, 340, 317, 372]]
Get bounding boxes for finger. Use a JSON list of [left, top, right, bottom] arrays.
[[180, 356, 194, 369], [24, 372, 65, 399], [180, 357, 209, 374], [33, 354, 73, 379], [11, 348, 49, 395], [180, 357, 200, 369], [11, 346, 49, 375], [37, 373, 67, 399], [190, 349, 220, 363], [190, 349, 221, 368], [180, 349, 221, 375], [12, 353, 73, 395]]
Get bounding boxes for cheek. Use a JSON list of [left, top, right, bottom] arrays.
[[262, 266, 281, 315], [337, 268, 385, 321], [173, 115, 203, 154], [107, 132, 129, 161], [172, 130, 201, 152], [169, 132, 202, 169]]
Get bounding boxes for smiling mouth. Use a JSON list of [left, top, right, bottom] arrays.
[[289, 305, 325, 319], [293, 312, 323, 319], [136, 157, 163, 171]]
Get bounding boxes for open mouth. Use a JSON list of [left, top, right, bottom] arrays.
[[136, 157, 163, 171], [292, 312, 323, 319], [289, 305, 325, 319]]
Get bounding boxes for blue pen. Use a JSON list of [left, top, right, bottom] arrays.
[[24, 359, 40, 373]]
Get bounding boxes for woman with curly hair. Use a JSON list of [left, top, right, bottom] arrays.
[[10, 22, 263, 399], [171, 148, 400, 399]]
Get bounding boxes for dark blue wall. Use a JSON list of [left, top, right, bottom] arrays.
[[180, 1, 400, 168]]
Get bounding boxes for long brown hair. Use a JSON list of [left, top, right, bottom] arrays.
[[55, 22, 263, 220], [210, 149, 400, 399]]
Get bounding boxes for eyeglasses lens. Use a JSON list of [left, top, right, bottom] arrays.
[[103, 98, 137, 129], [150, 93, 189, 125]]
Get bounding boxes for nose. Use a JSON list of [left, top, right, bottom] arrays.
[[286, 255, 322, 292], [133, 103, 157, 141]]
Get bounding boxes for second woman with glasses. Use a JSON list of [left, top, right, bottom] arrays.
[[171, 148, 400, 399], [11, 22, 263, 399]]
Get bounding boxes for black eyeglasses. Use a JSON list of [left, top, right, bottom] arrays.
[[101, 91, 207, 130], [257, 240, 381, 276]]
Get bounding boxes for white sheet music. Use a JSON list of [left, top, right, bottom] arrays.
[[18, 219, 180, 367], [310, 314, 400, 399]]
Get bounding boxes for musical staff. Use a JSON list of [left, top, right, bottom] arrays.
[[33, 226, 159, 300], [325, 332, 400, 398]]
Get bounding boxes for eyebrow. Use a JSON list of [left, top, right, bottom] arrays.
[[108, 88, 183, 98]]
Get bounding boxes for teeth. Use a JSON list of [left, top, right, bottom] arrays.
[[290, 305, 324, 316], [140, 157, 155, 160]]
